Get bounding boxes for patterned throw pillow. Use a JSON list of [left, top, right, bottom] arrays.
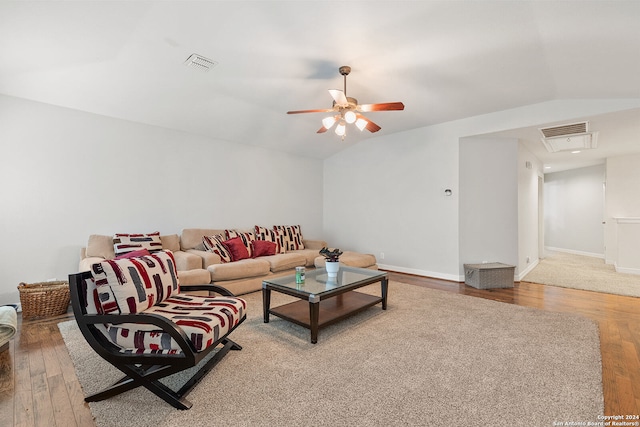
[[91, 250, 180, 314], [254, 225, 286, 254], [225, 230, 256, 257], [202, 234, 232, 263], [113, 232, 163, 256], [274, 225, 305, 251]]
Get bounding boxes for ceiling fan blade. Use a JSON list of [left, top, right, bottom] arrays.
[[356, 114, 382, 133], [287, 108, 334, 114], [317, 126, 329, 133], [358, 102, 405, 112], [328, 89, 349, 106]]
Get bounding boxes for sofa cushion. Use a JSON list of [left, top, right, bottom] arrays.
[[91, 250, 180, 314], [180, 228, 225, 251], [251, 240, 277, 258], [177, 269, 211, 286], [113, 232, 163, 256], [254, 226, 286, 254], [274, 225, 305, 250], [225, 230, 256, 257], [202, 234, 232, 263], [292, 248, 323, 267], [105, 294, 246, 353], [223, 237, 250, 261], [314, 251, 377, 269], [207, 258, 270, 281], [261, 253, 306, 272], [160, 234, 181, 252], [86, 234, 116, 260]]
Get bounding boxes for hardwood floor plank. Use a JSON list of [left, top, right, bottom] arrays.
[[614, 374, 637, 417], [0, 341, 15, 426], [41, 326, 63, 379], [621, 334, 640, 407], [48, 374, 77, 427], [31, 372, 55, 427], [601, 320, 622, 414], [64, 378, 94, 427], [14, 389, 35, 427]]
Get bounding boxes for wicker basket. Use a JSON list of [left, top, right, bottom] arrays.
[[17, 281, 71, 319]]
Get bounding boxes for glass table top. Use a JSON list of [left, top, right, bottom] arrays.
[[262, 266, 387, 297]]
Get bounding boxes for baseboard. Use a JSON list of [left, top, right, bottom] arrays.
[[544, 246, 604, 259], [614, 263, 640, 276], [517, 259, 539, 281], [377, 263, 462, 282]]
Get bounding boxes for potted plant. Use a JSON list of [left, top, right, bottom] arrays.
[[320, 247, 343, 276]]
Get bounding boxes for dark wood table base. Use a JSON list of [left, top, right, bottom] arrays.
[[263, 278, 388, 343]]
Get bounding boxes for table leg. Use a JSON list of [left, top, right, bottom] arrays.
[[309, 301, 319, 344], [381, 277, 388, 310], [262, 288, 271, 323]]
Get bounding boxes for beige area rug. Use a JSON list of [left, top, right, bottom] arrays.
[[59, 282, 603, 427], [523, 251, 640, 298]]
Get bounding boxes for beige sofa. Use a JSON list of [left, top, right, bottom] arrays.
[[179, 228, 329, 295], [79, 234, 211, 286], [79, 229, 378, 296]]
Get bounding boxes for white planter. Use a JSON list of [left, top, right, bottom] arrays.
[[325, 260, 340, 277]]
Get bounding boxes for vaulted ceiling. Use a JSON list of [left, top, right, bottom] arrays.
[[1, 1, 639, 165]]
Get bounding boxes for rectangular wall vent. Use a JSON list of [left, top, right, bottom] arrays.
[[184, 54, 217, 72], [539, 121, 589, 138]]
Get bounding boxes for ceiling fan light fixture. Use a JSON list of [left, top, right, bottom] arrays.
[[322, 116, 337, 129], [344, 110, 357, 124], [335, 121, 346, 136], [355, 118, 368, 131]]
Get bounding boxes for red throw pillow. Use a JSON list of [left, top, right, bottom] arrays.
[[251, 240, 276, 258], [114, 248, 152, 260], [223, 237, 250, 261]]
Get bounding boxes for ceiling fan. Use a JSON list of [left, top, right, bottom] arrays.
[[287, 66, 404, 138]]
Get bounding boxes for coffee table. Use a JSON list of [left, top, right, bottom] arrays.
[[262, 266, 389, 343]]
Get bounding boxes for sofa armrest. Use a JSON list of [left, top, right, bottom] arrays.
[[173, 250, 202, 271], [79, 256, 105, 272], [186, 249, 221, 268], [303, 239, 328, 249]]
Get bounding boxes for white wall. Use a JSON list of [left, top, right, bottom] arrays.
[[324, 99, 640, 282], [459, 137, 519, 272], [544, 165, 605, 257], [604, 153, 640, 267], [323, 124, 461, 280], [605, 154, 640, 218], [518, 143, 543, 276], [0, 95, 324, 304]]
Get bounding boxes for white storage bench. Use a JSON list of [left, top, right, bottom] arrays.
[[464, 263, 515, 289]]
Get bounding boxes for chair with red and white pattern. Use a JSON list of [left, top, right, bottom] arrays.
[[68, 250, 246, 410]]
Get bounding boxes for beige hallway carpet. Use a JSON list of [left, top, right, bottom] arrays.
[[523, 251, 640, 298], [59, 282, 603, 427]]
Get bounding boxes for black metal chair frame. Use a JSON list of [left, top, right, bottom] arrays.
[[68, 271, 245, 410]]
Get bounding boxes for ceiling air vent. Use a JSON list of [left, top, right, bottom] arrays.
[[540, 121, 588, 138], [183, 54, 217, 72], [539, 121, 598, 153]]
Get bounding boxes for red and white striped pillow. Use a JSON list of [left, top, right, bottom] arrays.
[[274, 225, 304, 251], [113, 232, 163, 256], [254, 226, 286, 254], [202, 234, 233, 263]]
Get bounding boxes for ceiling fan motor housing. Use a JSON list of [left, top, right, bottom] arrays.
[[339, 65, 351, 76]]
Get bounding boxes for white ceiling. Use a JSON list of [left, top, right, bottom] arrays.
[[1, 1, 639, 165]]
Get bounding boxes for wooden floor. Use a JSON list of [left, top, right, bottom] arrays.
[[1, 273, 639, 426]]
